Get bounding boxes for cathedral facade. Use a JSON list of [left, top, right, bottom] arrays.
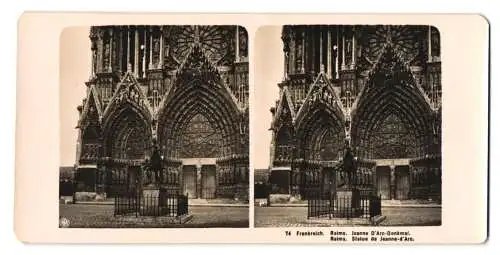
[[269, 25, 441, 201], [74, 25, 249, 200]]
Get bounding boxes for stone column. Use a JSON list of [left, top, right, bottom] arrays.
[[327, 29, 332, 78], [179, 164, 184, 196], [91, 47, 96, 78], [319, 28, 323, 71], [100, 165, 107, 198], [301, 30, 305, 73], [335, 27, 340, 79], [127, 27, 131, 71], [134, 27, 139, 77], [390, 165, 396, 200], [108, 29, 113, 72], [196, 164, 202, 198], [214, 164, 219, 197], [158, 26, 163, 68], [311, 30, 316, 73], [351, 27, 356, 68], [408, 165, 414, 198], [118, 28, 123, 73], [304, 30, 309, 73], [428, 26, 432, 62], [341, 27, 346, 71], [235, 26, 240, 62], [284, 51, 288, 80], [142, 28, 147, 77], [372, 166, 377, 192], [149, 28, 153, 70]]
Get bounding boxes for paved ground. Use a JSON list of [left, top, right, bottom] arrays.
[[254, 207, 441, 227], [60, 204, 249, 228]]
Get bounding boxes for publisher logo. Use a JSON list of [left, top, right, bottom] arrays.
[[59, 217, 70, 228]]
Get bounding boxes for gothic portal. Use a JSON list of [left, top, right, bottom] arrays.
[[75, 25, 249, 200], [269, 25, 441, 200]]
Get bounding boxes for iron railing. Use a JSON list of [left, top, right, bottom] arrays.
[[307, 189, 382, 219], [114, 191, 189, 217]]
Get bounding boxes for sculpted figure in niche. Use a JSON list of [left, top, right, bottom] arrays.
[[153, 38, 160, 64], [239, 29, 248, 57], [296, 44, 303, 67], [154, 38, 160, 52], [103, 43, 110, 69], [346, 39, 353, 64]]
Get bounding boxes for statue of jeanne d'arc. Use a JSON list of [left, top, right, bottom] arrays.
[[342, 140, 356, 186], [343, 147, 355, 173], [151, 147, 162, 180]]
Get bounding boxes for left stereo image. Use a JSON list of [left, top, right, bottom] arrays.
[[58, 25, 249, 228]]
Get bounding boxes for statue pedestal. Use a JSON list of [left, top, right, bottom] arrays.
[[335, 187, 362, 218], [141, 184, 164, 216]]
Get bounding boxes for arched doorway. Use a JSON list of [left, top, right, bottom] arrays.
[[103, 106, 152, 197], [156, 45, 247, 199], [295, 106, 345, 197], [177, 113, 223, 198], [351, 46, 434, 200]]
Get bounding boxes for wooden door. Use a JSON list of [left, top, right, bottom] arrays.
[[183, 165, 197, 198], [201, 165, 216, 198], [376, 167, 390, 200], [396, 166, 410, 200]]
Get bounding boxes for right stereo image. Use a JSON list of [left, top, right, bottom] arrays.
[[253, 25, 442, 227]]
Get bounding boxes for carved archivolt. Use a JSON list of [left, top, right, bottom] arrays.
[[103, 107, 152, 160]]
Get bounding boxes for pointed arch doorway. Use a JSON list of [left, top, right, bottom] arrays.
[[156, 43, 249, 200], [178, 113, 222, 199]]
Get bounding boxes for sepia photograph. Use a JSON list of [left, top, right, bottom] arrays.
[[59, 25, 250, 228], [15, 13, 488, 244], [254, 25, 442, 227]]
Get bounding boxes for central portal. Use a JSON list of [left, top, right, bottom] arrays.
[[374, 164, 411, 200], [176, 113, 226, 199], [181, 159, 218, 199]]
